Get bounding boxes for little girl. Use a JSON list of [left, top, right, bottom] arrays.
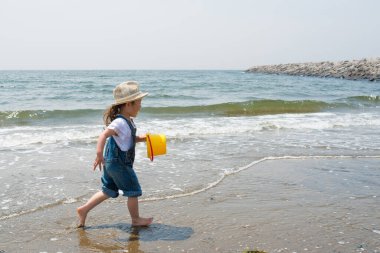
[[77, 81, 153, 227]]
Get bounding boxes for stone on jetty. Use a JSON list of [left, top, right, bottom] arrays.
[[245, 58, 380, 81]]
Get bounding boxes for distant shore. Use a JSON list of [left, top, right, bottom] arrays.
[[246, 58, 380, 81]]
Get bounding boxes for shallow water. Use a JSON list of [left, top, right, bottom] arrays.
[[0, 157, 379, 253]]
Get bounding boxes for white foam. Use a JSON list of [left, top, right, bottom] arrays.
[[171, 187, 184, 192], [0, 125, 102, 148], [138, 112, 380, 139], [62, 198, 77, 204], [36, 177, 48, 180], [2, 112, 379, 151], [1, 199, 12, 204], [0, 195, 88, 221]]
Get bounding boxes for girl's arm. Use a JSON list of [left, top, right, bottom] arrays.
[[136, 134, 147, 143], [93, 128, 116, 171]]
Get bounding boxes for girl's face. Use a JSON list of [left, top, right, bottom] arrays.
[[123, 99, 142, 118]]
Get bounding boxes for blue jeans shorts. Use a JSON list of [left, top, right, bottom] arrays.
[[101, 160, 142, 198]]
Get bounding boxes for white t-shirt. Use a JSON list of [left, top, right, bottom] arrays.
[[107, 118, 135, 151]]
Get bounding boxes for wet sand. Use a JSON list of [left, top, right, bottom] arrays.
[[0, 157, 379, 253]]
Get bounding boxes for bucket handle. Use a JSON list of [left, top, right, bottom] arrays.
[[147, 134, 154, 161]]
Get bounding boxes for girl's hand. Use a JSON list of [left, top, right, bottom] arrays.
[[93, 153, 104, 171], [136, 134, 147, 143], [93, 128, 115, 171]]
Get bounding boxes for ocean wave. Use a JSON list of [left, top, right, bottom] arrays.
[[1, 112, 379, 149], [0, 96, 379, 126], [142, 96, 379, 116], [344, 95, 380, 104], [0, 109, 102, 126], [147, 94, 202, 100], [143, 99, 330, 116]]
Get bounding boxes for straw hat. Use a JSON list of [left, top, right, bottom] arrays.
[[112, 81, 148, 106]]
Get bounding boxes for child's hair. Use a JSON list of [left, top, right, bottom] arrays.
[[103, 101, 135, 126], [104, 104, 123, 126]]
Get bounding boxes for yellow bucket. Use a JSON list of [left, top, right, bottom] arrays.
[[146, 134, 166, 161]]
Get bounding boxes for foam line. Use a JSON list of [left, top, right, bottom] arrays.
[[0, 195, 86, 221], [140, 155, 380, 202], [1, 155, 379, 220]]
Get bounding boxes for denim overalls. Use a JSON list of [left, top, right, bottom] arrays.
[[101, 115, 142, 198]]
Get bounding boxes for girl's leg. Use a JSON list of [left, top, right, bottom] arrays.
[[127, 197, 153, 226], [77, 191, 109, 227]]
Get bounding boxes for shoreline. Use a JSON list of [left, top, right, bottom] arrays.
[[245, 58, 380, 81], [1, 157, 379, 252]]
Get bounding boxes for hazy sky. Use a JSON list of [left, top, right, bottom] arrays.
[[1, 0, 379, 70]]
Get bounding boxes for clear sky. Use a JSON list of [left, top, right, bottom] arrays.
[[1, 0, 379, 70]]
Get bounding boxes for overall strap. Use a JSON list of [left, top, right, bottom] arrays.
[[114, 114, 136, 164], [115, 114, 136, 146]]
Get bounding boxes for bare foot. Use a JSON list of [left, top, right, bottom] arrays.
[[77, 206, 88, 228], [132, 217, 153, 227]]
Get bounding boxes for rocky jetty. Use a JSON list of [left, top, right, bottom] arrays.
[[246, 58, 380, 81]]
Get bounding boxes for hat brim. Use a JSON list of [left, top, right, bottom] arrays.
[[112, 92, 148, 106]]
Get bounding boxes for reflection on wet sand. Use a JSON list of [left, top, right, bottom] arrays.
[[78, 223, 194, 253], [78, 227, 143, 253]]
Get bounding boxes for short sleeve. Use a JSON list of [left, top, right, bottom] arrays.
[[107, 118, 133, 151], [107, 118, 124, 135]]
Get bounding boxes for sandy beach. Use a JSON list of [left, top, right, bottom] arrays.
[[1, 157, 379, 253]]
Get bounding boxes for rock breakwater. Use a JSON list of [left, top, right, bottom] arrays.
[[246, 58, 380, 81]]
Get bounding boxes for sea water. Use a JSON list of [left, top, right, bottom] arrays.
[[0, 70, 379, 220]]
